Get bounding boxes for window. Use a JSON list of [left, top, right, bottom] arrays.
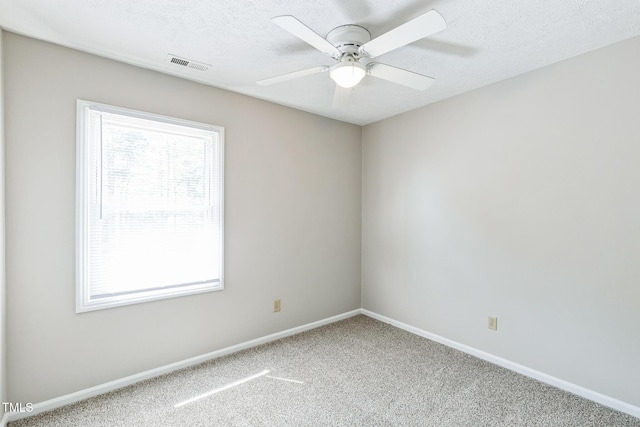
[[76, 100, 224, 312]]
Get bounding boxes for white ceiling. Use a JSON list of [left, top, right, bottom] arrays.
[[1, 0, 639, 125]]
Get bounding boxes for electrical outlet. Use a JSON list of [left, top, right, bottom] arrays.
[[488, 316, 498, 331], [274, 299, 281, 312]]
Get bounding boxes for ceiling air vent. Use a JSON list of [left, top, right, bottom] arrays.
[[167, 54, 210, 72]]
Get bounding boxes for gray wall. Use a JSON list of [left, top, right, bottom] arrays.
[[0, 29, 7, 419], [362, 36, 640, 407], [4, 32, 362, 403]]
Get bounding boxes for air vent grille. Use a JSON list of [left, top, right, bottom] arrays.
[[187, 61, 209, 71], [167, 54, 210, 72]]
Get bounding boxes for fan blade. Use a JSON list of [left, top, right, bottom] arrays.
[[272, 16, 341, 59], [368, 63, 434, 91], [359, 10, 446, 58], [332, 84, 352, 109], [257, 66, 329, 86]]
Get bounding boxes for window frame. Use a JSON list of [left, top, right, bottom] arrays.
[[76, 99, 225, 313]]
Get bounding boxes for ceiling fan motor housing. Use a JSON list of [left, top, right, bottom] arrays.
[[326, 25, 371, 57]]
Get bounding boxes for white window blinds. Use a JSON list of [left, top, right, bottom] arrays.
[[77, 101, 224, 312]]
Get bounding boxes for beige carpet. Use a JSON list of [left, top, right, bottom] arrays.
[[9, 315, 640, 426]]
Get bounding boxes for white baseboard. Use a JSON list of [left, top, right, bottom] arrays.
[[4, 309, 362, 423], [362, 309, 640, 420]]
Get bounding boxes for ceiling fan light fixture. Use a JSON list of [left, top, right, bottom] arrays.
[[330, 61, 366, 88]]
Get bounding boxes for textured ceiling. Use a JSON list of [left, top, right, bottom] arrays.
[[1, 0, 639, 125]]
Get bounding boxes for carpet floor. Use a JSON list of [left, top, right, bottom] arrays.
[[9, 315, 640, 426]]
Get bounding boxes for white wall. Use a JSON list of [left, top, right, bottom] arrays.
[[3, 32, 362, 403], [362, 36, 640, 407]]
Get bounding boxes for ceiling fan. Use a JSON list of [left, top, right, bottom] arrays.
[[257, 10, 447, 103]]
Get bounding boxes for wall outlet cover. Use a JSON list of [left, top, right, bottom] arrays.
[[488, 316, 498, 331]]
